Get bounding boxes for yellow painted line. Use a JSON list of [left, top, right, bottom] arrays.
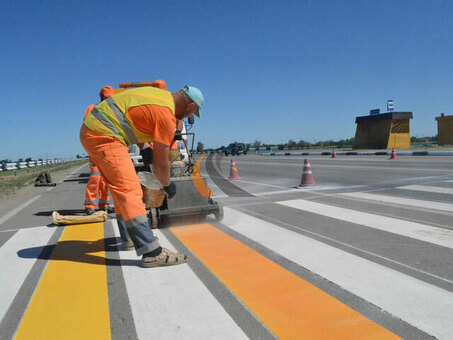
[[171, 223, 400, 340], [15, 223, 111, 340]]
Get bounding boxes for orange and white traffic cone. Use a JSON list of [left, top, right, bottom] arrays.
[[298, 159, 316, 188], [228, 159, 240, 180], [389, 148, 397, 160], [332, 149, 337, 159]]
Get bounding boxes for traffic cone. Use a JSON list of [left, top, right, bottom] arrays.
[[228, 159, 240, 180], [332, 149, 337, 159], [298, 159, 316, 187], [389, 148, 397, 160]]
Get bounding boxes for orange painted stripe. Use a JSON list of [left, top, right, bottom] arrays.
[[15, 223, 111, 340], [171, 223, 400, 340]]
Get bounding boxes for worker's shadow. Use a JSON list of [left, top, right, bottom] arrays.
[[62, 173, 90, 184], [17, 237, 139, 267], [35, 209, 87, 217]]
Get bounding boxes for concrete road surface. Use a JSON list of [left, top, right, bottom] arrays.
[[1, 154, 453, 339]]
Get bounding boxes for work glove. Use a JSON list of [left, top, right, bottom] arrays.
[[174, 130, 183, 141], [140, 147, 153, 166], [164, 182, 177, 199]]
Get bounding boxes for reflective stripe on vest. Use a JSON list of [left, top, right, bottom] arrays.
[[89, 108, 124, 139], [104, 97, 138, 145], [90, 171, 101, 176]]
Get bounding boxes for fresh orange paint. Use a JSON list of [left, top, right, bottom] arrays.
[[171, 223, 400, 340]]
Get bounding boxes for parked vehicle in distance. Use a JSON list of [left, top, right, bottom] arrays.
[[225, 143, 247, 156]]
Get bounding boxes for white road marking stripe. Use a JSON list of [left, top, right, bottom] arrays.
[[222, 207, 453, 340], [229, 160, 453, 172], [0, 226, 55, 321], [0, 195, 41, 225], [399, 185, 453, 195], [277, 199, 453, 249], [111, 220, 247, 339], [340, 192, 453, 212]]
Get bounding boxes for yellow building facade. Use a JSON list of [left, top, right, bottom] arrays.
[[353, 112, 413, 149], [435, 114, 453, 145]]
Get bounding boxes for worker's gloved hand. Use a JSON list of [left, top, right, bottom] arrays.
[[164, 182, 177, 199], [174, 130, 183, 141], [140, 147, 153, 166]]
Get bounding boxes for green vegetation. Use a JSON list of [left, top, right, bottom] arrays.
[[205, 135, 439, 153], [0, 161, 87, 197]]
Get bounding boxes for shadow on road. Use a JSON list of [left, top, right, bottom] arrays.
[[17, 237, 139, 267], [35, 209, 87, 217], [62, 173, 90, 183]]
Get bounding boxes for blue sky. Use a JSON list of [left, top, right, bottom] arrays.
[[1, 1, 452, 160]]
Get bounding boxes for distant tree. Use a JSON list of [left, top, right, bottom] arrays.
[[18, 158, 23, 162], [25, 157, 32, 162], [76, 154, 82, 159], [197, 141, 204, 153], [297, 140, 310, 149], [288, 139, 296, 149]]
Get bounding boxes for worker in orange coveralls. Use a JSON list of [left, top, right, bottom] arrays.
[[83, 86, 115, 215], [80, 80, 203, 268]]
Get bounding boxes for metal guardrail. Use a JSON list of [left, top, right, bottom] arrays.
[[0, 159, 77, 172]]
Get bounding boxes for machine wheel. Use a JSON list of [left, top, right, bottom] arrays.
[[214, 202, 224, 222], [150, 208, 159, 229]]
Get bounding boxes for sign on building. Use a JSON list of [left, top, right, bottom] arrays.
[[387, 100, 394, 112]]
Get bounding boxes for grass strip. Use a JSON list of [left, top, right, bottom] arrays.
[[0, 161, 87, 197]]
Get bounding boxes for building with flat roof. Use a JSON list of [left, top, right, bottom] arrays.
[[435, 114, 453, 146], [353, 112, 413, 149]]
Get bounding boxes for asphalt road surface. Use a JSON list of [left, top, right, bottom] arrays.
[[1, 154, 453, 339]]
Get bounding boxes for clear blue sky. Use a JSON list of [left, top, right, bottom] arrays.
[[1, 1, 452, 160]]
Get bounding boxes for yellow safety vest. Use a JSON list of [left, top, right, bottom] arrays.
[[83, 87, 175, 145]]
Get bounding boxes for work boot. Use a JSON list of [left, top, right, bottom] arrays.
[[103, 206, 115, 214], [141, 248, 188, 268], [85, 208, 95, 215]]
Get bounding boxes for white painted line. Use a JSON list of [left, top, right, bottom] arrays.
[[0, 195, 41, 225], [0, 226, 56, 321], [230, 160, 453, 172], [277, 199, 453, 249], [110, 220, 247, 339], [222, 207, 453, 340], [399, 185, 453, 195], [340, 192, 453, 212], [236, 179, 288, 189]]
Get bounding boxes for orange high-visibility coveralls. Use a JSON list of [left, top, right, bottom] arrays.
[[83, 103, 111, 210], [80, 81, 176, 256], [84, 158, 110, 209]]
